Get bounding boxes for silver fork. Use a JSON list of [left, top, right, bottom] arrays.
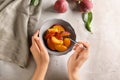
[[70, 38, 87, 49]]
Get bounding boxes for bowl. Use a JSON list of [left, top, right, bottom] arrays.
[[39, 19, 76, 55]]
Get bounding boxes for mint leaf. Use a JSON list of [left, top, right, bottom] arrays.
[[82, 12, 88, 23], [82, 12, 93, 32], [85, 22, 91, 32], [31, 0, 39, 6], [88, 12, 92, 24]]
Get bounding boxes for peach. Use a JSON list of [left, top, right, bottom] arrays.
[[47, 38, 55, 50], [48, 28, 58, 33], [79, 0, 93, 12], [54, 0, 68, 13], [51, 36, 63, 45], [53, 24, 65, 31], [63, 38, 71, 47], [60, 31, 70, 37], [45, 32, 55, 39], [55, 44, 67, 52], [55, 33, 63, 40]]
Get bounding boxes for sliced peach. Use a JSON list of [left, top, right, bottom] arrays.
[[55, 33, 63, 40], [63, 38, 71, 47], [45, 32, 55, 39], [47, 38, 55, 50], [48, 28, 58, 33], [51, 36, 63, 45], [55, 44, 67, 52], [60, 31, 70, 37], [53, 24, 65, 31]]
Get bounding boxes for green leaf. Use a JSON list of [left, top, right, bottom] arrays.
[[85, 22, 91, 32], [31, 0, 39, 6], [82, 13, 88, 23], [82, 12, 93, 32], [88, 12, 93, 24]]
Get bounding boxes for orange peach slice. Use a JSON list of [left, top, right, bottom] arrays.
[[51, 36, 63, 45], [60, 31, 70, 37], [55, 44, 67, 52], [53, 24, 65, 31], [45, 32, 55, 39], [48, 28, 58, 33], [47, 38, 55, 50], [63, 38, 71, 47]]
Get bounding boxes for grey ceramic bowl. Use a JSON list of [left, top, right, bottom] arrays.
[[39, 19, 76, 56]]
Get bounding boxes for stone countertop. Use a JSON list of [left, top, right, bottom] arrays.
[[0, 0, 120, 80]]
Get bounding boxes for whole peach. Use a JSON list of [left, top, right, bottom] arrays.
[[79, 0, 93, 12], [54, 0, 69, 13]]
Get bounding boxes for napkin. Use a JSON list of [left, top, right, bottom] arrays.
[[0, 0, 41, 68]]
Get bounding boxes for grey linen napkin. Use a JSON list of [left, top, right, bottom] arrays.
[[0, 0, 42, 68]]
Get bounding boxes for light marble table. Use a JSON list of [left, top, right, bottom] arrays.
[[0, 0, 120, 80]]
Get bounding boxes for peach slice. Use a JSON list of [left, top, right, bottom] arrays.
[[51, 36, 63, 45], [63, 38, 71, 47], [48, 28, 58, 33], [45, 32, 55, 39], [55, 44, 67, 52], [55, 33, 63, 40], [47, 38, 55, 50], [53, 24, 65, 31], [60, 31, 70, 37]]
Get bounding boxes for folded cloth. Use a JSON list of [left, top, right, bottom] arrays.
[[0, 0, 42, 68]]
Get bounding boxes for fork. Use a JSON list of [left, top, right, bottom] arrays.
[[70, 38, 87, 49]]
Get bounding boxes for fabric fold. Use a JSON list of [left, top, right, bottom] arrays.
[[0, 0, 42, 68]]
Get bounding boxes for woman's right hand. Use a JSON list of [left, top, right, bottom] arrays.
[[68, 42, 90, 80]]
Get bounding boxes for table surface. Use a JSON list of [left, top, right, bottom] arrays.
[[0, 0, 120, 80]]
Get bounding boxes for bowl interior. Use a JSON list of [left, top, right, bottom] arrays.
[[39, 19, 76, 55]]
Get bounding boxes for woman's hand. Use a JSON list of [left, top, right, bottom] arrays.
[[30, 30, 49, 66], [68, 42, 90, 80], [30, 30, 49, 80]]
